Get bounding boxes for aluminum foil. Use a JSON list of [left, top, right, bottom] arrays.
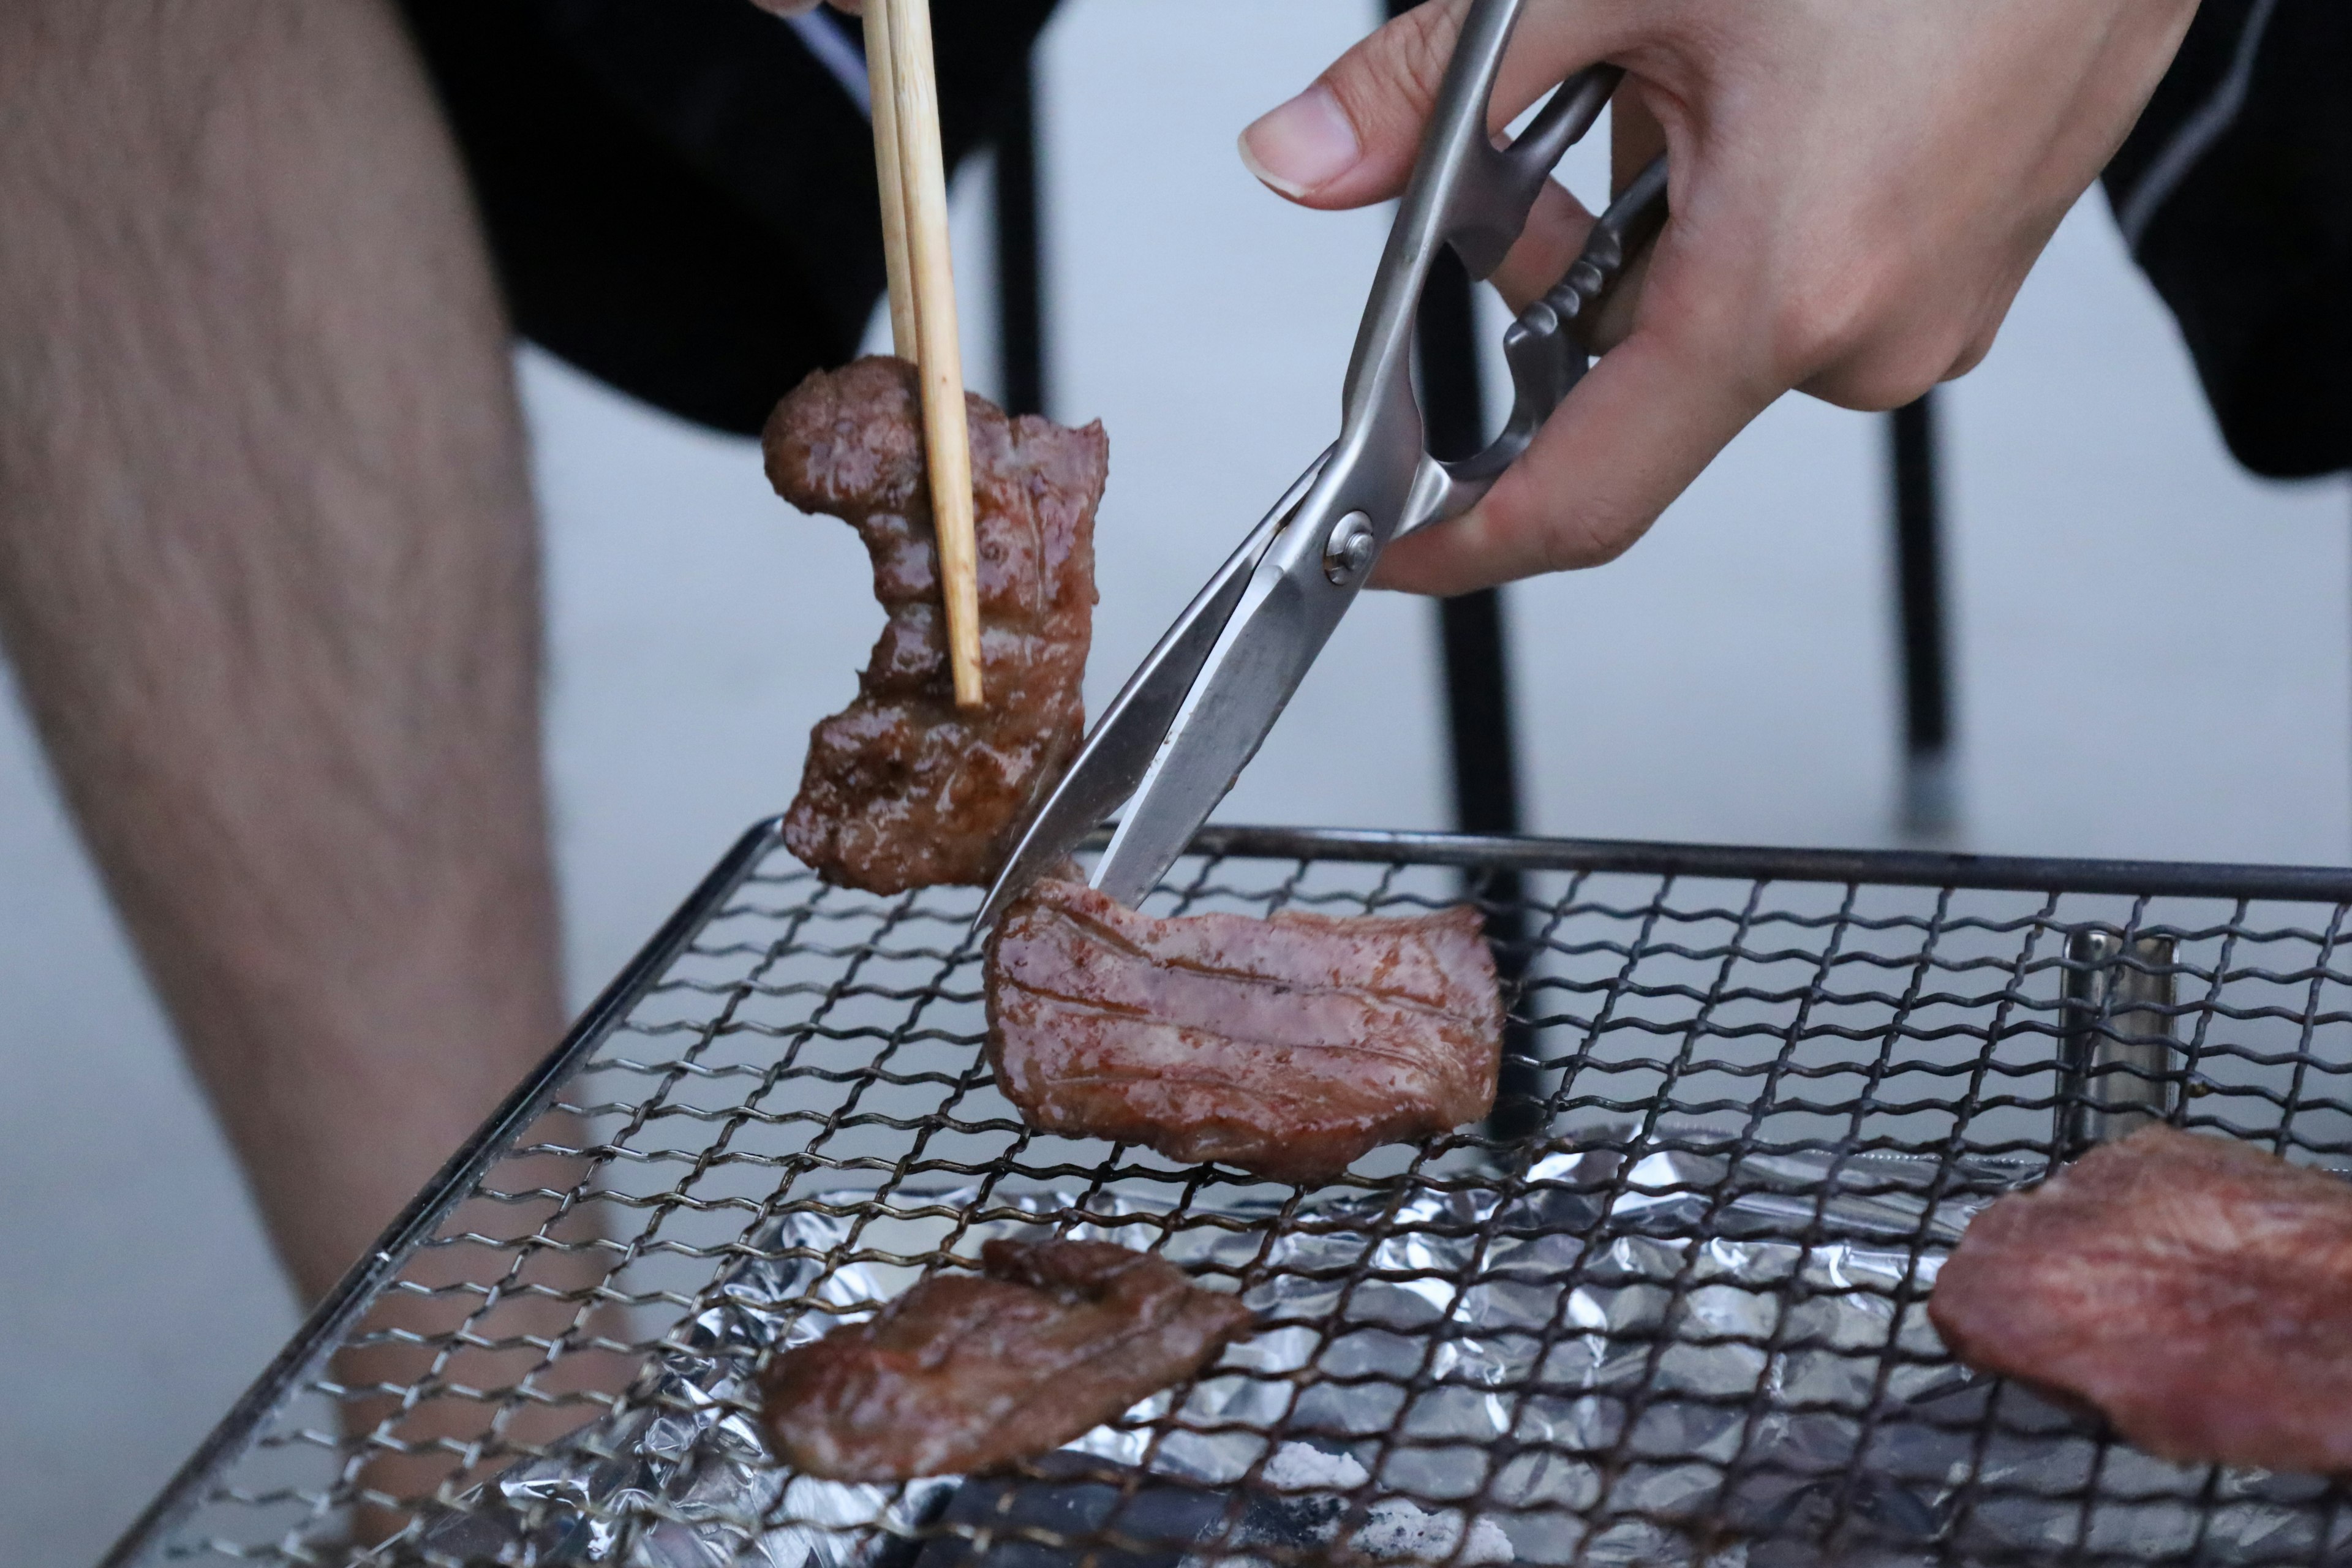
[[410, 1141, 2349, 1568]]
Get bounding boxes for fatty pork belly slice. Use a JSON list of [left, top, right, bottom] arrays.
[[1929, 1123, 2352, 1474], [758, 1238, 1254, 1482], [764, 356, 1105, 893], [986, 880, 1505, 1183]]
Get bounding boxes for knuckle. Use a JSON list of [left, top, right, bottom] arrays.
[[1805, 352, 1950, 412], [1945, 328, 1998, 382], [1332, 0, 1464, 127], [1768, 270, 1888, 381], [1842, 311, 1982, 408], [1539, 502, 1646, 573], [1774, 265, 1980, 412], [1388, 1, 1466, 96], [1805, 358, 1944, 413]]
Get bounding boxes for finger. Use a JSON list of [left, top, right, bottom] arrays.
[[1609, 85, 1668, 197], [1239, 0, 1627, 209], [748, 0, 825, 15], [1370, 311, 1775, 595], [1490, 178, 1597, 311]]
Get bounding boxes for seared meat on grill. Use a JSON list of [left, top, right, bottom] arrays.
[[1930, 1123, 2352, 1473], [986, 880, 1504, 1183], [765, 357, 1105, 893], [758, 1238, 1253, 1481]]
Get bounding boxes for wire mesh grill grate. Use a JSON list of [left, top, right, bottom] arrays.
[[110, 821, 2352, 1568]]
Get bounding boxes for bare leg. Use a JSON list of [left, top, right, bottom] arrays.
[[0, 0, 620, 1534]]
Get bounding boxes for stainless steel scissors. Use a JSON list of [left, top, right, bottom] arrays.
[[976, 0, 1669, 930]]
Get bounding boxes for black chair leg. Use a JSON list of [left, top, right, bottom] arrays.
[[993, 58, 1048, 420], [1412, 243, 1542, 1144], [1384, 0, 1535, 1142], [1888, 394, 1956, 835]]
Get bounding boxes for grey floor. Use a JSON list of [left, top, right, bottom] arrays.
[[6, 2, 2348, 1561]]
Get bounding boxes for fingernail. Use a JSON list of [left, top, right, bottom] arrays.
[[1238, 85, 1360, 198]]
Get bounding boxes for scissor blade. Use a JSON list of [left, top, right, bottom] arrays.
[[1089, 508, 1360, 908], [971, 450, 1331, 931]]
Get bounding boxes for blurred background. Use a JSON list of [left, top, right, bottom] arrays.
[[4, 1, 2347, 1560]]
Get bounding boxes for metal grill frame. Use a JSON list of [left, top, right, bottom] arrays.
[[100, 818, 2352, 1568]]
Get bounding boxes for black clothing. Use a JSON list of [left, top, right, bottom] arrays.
[[2104, 0, 2352, 479], [401, 2, 2348, 477], [395, 1, 1054, 437]]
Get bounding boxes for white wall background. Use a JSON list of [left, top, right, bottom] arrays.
[[4, 2, 2346, 1560]]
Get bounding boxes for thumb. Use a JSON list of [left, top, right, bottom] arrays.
[[1239, 0, 1624, 210]]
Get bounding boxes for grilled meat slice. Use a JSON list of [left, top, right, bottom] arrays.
[[765, 356, 1105, 893], [986, 880, 1504, 1183], [1930, 1123, 2352, 1473], [758, 1239, 1253, 1481]]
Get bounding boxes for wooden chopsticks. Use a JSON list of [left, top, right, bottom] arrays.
[[864, 0, 985, 709]]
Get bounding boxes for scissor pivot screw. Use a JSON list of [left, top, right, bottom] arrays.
[[1324, 513, 1377, 584]]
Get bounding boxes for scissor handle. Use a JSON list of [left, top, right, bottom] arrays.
[[973, 2, 1667, 919], [1319, 0, 1673, 549], [1401, 152, 1670, 533], [1440, 63, 1625, 282]]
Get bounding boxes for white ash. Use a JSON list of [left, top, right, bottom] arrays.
[[1259, 1444, 1371, 1492]]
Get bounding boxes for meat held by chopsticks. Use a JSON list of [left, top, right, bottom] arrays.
[[986, 880, 1505, 1184], [758, 1238, 1253, 1482], [764, 357, 1105, 893], [1929, 1123, 2352, 1474]]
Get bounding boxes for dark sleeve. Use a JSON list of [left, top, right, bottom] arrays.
[[397, 0, 1057, 439], [2100, 0, 2352, 480]]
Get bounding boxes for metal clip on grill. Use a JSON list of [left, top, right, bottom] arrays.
[[2059, 930, 2181, 1156]]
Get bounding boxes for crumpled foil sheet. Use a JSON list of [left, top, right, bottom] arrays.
[[412, 1141, 2350, 1568]]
